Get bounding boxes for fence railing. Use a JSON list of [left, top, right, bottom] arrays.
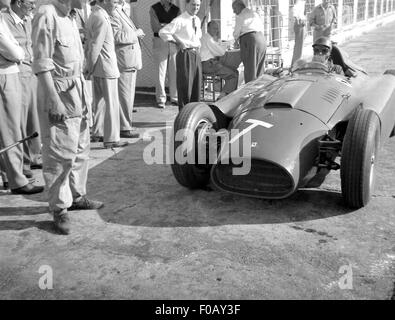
[[245, 0, 395, 50]]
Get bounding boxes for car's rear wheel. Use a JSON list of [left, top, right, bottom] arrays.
[[171, 103, 228, 189], [341, 109, 380, 208]]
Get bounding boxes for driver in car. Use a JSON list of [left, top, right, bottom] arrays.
[[312, 37, 344, 75]]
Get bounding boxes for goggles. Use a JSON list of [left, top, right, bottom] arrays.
[[313, 47, 330, 55]]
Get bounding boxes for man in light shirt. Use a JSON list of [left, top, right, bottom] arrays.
[[159, 0, 202, 111], [32, 0, 103, 234], [232, 0, 266, 83], [309, 0, 337, 42], [3, 0, 43, 177], [201, 21, 241, 99], [0, 0, 43, 195]]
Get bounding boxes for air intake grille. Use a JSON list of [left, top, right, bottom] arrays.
[[321, 87, 342, 103], [212, 159, 294, 199]]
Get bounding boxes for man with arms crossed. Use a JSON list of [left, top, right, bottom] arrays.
[[0, 0, 43, 195], [3, 0, 43, 177]]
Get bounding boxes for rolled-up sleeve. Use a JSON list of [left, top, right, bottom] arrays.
[[0, 32, 24, 62], [233, 15, 242, 40], [31, 6, 55, 74], [159, 18, 178, 42]]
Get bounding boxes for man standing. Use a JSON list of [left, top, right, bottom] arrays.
[[201, 20, 241, 99], [309, 0, 337, 42], [149, 0, 180, 109], [32, 0, 103, 235], [85, 0, 128, 148], [232, 0, 266, 83], [3, 0, 42, 177], [0, 0, 43, 195], [109, 3, 143, 138], [71, 0, 92, 44], [159, 0, 202, 111]]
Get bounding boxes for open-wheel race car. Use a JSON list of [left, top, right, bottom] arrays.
[[171, 46, 395, 208]]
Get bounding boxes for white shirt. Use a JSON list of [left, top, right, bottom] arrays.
[[233, 8, 265, 40], [159, 11, 201, 49], [0, 12, 24, 74], [200, 33, 226, 62]]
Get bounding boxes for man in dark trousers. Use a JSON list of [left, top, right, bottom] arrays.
[[159, 0, 202, 111], [150, 0, 180, 109], [232, 0, 266, 83]]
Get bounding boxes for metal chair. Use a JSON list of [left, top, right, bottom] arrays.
[[202, 74, 224, 102]]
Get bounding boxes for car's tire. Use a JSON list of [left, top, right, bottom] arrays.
[[171, 103, 228, 189], [341, 109, 380, 208]]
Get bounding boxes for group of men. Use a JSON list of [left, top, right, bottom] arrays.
[[155, 0, 267, 109], [0, 0, 268, 235], [0, 0, 146, 235]]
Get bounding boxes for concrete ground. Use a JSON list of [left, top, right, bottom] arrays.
[[1, 22, 395, 300]]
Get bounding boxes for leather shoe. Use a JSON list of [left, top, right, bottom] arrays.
[[53, 209, 70, 235], [69, 196, 104, 211], [103, 141, 129, 149], [11, 183, 44, 195], [120, 130, 140, 138]]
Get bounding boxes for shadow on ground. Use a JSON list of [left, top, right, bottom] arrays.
[[83, 141, 355, 228], [0, 220, 57, 233]]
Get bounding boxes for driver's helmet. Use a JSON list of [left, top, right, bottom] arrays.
[[312, 37, 332, 52]]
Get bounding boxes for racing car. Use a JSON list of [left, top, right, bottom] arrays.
[[170, 46, 395, 208]]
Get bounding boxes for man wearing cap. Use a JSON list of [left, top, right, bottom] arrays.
[[311, 37, 343, 74]]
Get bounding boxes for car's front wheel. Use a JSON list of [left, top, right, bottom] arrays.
[[171, 103, 228, 189], [341, 108, 380, 208]]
